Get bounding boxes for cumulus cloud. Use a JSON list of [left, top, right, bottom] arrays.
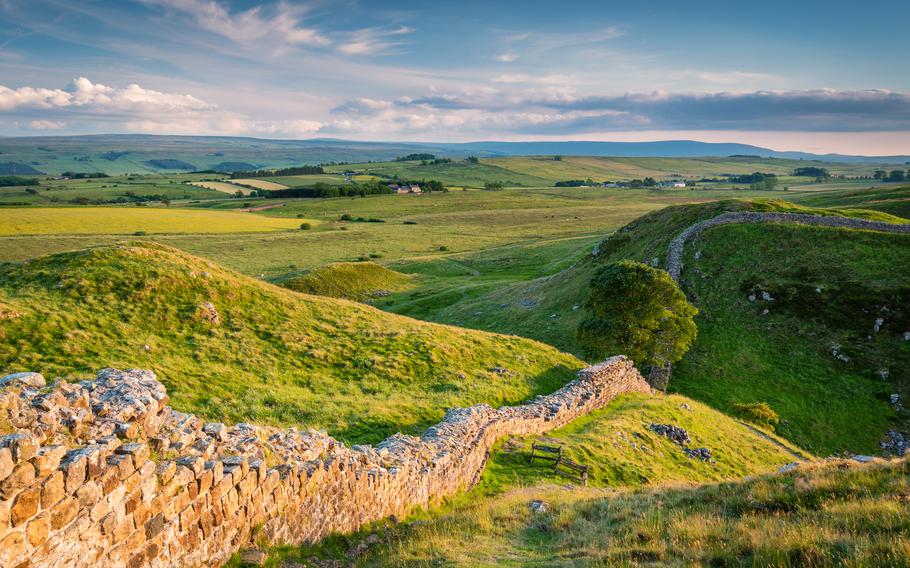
[[0, 77, 323, 138], [0, 77, 212, 113], [495, 53, 518, 63]]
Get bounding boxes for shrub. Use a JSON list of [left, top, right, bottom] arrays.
[[367, 218, 385, 223], [134, 231, 147, 236], [340, 213, 353, 221], [732, 402, 780, 431], [438, 245, 450, 252], [299, 223, 312, 230], [403, 220, 417, 225], [369, 253, 383, 259], [576, 260, 697, 366]]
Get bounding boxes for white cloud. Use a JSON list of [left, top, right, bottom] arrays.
[[28, 119, 65, 130], [337, 25, 414, 56], [0, 77, 212, 113], [0, 77, 323, 138], [495, 53, 518, 63], [140, 0, 330, 47]]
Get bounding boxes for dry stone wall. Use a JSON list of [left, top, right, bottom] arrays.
[[666, 211, 910, 282], [0, 357, 650, 567]]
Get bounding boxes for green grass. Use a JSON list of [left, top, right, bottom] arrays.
[[284, 261, 414, 300], [0, 207, 314, 235], [481, 393, 805, 492], [0, 242, 581, 444], [263, 457, 910, 567]]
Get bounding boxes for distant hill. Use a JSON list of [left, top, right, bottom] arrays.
[[0, 134, 905, 175]]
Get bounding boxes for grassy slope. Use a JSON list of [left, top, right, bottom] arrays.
[[378, 199, 910, 455], [791, 183, 910, 219], [672, 222, 910, 455], [0, 242, 581, 444], [284, 262, 414, 300], [272, 457, 910, 567]]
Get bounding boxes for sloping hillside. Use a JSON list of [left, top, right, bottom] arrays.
[[381, 199, 910, 455], [0, 242, 582, 443], [275, 457, 908, 566]]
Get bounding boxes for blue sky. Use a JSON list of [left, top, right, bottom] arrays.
[[0, 0, 908, 154]]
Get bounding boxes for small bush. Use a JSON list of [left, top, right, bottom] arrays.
[[340, 213, 353, 221], [438, 245, 449, 252], [369, 253, 383, 259], [403, 220, 417, 225], [296, 213, 304, 218], [732, 402, 780, 431], [368, 218, 385, 223], [134, 231, 147, 236], [299, 223, 312, 230]]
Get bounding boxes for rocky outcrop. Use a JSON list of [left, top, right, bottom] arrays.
[[666, 212, 910, 282], [0, 357, 650, 567]]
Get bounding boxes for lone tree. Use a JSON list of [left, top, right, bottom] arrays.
[[576, 260, 697, 367]]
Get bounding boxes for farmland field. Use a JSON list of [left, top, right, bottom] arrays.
[[0, 207, 311, 235], [189, 181, 254, 195], [229, 178, 289, 190]]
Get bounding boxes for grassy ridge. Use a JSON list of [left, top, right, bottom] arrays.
[[272, 457, 910, 567], [0, 242, 581, 443]]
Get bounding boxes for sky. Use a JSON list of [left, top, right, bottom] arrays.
[[0, 0, 908, 155]]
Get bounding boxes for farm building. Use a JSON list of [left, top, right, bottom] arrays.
[[389, 183, 422, 194]]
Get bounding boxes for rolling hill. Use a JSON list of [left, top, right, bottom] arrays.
[[0, 242, 583, 443]]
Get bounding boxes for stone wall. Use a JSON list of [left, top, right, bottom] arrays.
[[0, 357, 650, 567], [666, 212, 910, 282]]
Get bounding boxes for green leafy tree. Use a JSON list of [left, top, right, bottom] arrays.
[[576, 260, 698, 366]]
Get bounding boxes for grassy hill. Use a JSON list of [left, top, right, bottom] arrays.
[[0, 242, 583, 443], [379, 199, 910, 455], [284, 261, 414, 301], [270, 456, 909, 567]]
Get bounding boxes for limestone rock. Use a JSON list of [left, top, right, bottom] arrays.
[[0, 372, 46, 389]]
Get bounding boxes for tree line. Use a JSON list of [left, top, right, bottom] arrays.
[[265, 179, 446, 199]]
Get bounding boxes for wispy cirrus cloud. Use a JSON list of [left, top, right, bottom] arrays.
[[138, 0, 330, 47], [336, 25, 414, 56]]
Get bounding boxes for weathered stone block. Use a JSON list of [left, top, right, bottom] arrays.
[[32, 445, 66, 477], [40, 470, 65, 509], [49, 496, 78, 530], [60, 452, 87, 493], [10, 484, 39, 526], [0, 462, 36, 499], [26, 512, 49, 546], [0, 447, 13, 482]]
